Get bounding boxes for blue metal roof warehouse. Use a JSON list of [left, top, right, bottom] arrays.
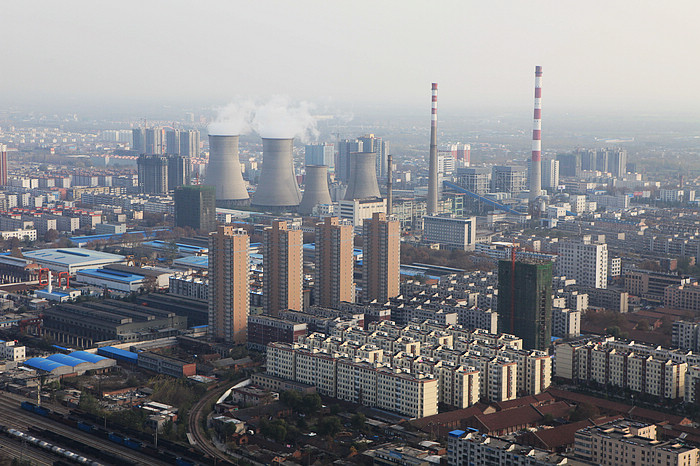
[[69, 351, 109, 364], [97, 346, 138, 363], [46, 354, 91, 368], [23, 357, 69, 372]]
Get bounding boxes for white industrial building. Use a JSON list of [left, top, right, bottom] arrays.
[[22, 248, 125, 274]]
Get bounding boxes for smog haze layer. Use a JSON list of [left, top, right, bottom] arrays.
[[2, 0, 700, 120]]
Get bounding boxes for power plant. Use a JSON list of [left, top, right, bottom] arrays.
[[529, 66, 543, 210], [206, 135, 249, 207], [344, 152, 381, 200], [298, 165, 332, 214], [427, 83, 439, 215], [251, 138, 302, 211]]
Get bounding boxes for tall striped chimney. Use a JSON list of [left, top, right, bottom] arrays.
[[529, 66, 543, 207], [427, 83, 438, 215]]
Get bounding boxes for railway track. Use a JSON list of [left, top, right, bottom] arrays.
[[187, 383, 237, 464], [0, 434, 55, 465], [0, 396, 167, 466]]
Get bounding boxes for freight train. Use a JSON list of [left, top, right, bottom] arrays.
[[20, 401, 202, 465], [1, 425, 104, 465]]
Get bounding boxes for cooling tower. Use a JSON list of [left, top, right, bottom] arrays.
[[206, 135, 249, 207], [251, 138, 302, 210], [298, 165, 332, 215], [344, 152, 381, 200]]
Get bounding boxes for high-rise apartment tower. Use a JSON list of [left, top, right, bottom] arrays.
[[208, 226, 249, 344], [263, 221, 303, 315], [362, 212, 400, 302], [315, 217, 355, 308]]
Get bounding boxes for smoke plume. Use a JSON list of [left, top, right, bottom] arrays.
[[208, 100, 255, 136], [250, 96, 319, 142]]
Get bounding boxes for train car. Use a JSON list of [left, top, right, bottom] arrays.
[[175, 458, 196, 466], [21, 401, 36, 412], [107, 432, 124, 445], [35, 405, 50, 417], [123, 438, 144, 450], [77, 422, 95, 434]]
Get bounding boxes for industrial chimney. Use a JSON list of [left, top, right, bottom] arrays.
[[251, 138, 302, 210], [344, 152, 381, 200], [206, 135, 249, 207], [427, 83, 438, 215], [298, 165, 332, 215], [529, 66, 543, 209]]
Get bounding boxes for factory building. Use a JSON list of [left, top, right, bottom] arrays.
[[22, 248, 124, 274]]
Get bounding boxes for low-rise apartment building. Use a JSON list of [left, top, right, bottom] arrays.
[[266, 321, 552, 417], [574, 420, 698, 466]]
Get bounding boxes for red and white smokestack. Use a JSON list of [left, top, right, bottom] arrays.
[[529, 66, 542, 205], [427, 83, 439, 215]]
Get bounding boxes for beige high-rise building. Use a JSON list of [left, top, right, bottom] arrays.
[[208, 225, 249, 344], [362, 212, 400, 303], [315, 217, 354, 308], [263, 221, 303, 316]]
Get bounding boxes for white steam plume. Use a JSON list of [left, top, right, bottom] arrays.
[[250, 96, 319, 142], [208, 100, 255, 136]]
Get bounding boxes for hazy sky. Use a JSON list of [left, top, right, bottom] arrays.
[[3, 1, 700, 115]]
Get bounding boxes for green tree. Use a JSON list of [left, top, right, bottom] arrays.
[[569, 402, 599, 422], [44, 229, 59, 243], [317, 416, 342, 438], [280, 390, 302, 409], [636, 319, 650, 332], [350, 413, 366, 431], [301, 393, 322, 415]]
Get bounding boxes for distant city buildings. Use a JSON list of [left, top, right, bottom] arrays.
[[304, 143, 334, 169], [491, 165, 525, 194]]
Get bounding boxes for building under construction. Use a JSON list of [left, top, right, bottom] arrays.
[[496, 258, 552, 351]]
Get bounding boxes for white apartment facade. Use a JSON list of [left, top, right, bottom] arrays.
[[558, 239, 608, 289]]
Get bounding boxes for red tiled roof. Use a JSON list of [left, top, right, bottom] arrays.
[[547, 389, 691, 426], [469, 401, 571, 434], [410, 403, 492, 431], [494, 392, 555, 411], [519, 416, 623, 451]]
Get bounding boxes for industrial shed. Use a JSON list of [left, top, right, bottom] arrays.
[[22, 248, 125, 274], [23, 357, 74, 376], [97, 346, 139, 364], [46, 354, 93, 374], [68, 351, 117, 370], [74, 268, 147, 292]]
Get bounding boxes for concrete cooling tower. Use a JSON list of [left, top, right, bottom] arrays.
[[344, 152, 381, 200], [298, 165, 332, 215], [251, 138, 302, 210], [206, 135, 249, 207]]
